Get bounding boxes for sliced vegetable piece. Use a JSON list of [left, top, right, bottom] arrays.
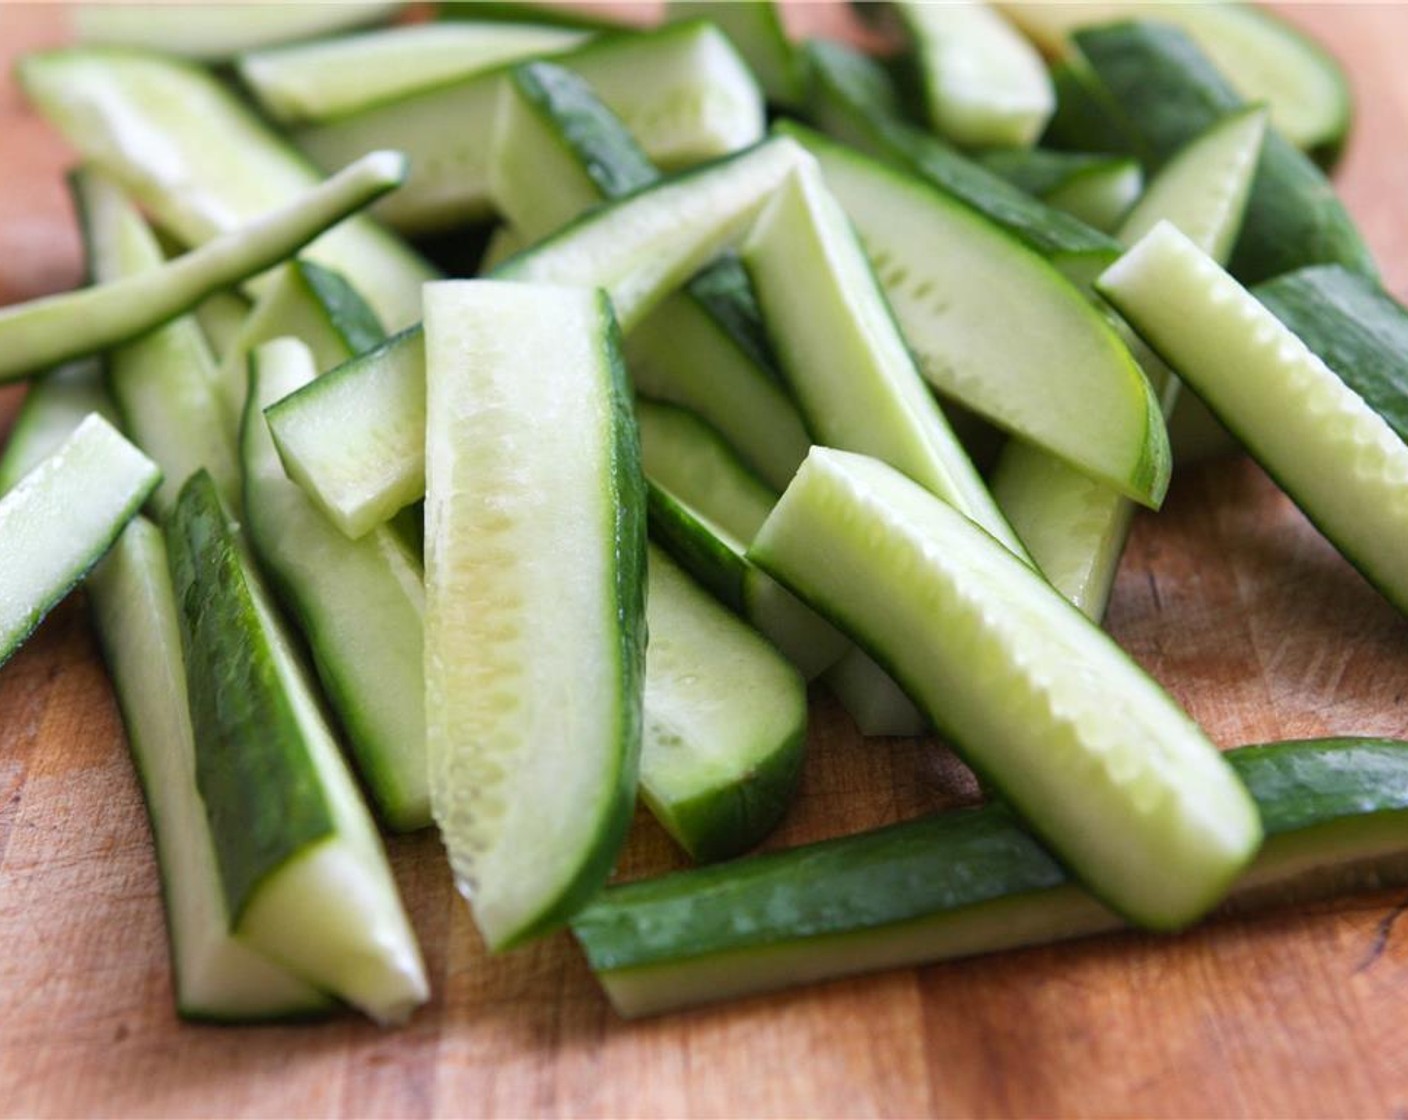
[[749, 447, 1262, 929], [295, 21, 764, 232], [0, 151, 407, 383], [0, 413, 160, 668], [165, 470, 427, 1023], [764, 129, 1167, 518], [423, 281, 644, 949], [665, 0, 805, 107], [979, 147, 1141, 232], [999, 0, 1351, 163], [642, 545, 806, 862], [0, 359, 115, 493], [892, 0, 1054, 149], [89, 519, 333, 1021], [194, 290, 252, 363], [575, 736, 1408, 1017], [439, 1, 644, 32], [824, 647, 928, 738], [243, 339, 428, 832], [19, 48, 435, 331], [1098, 221, 1408, 619], [1072, 22, 1374, 285]]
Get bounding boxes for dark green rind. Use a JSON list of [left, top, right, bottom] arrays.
[[1072, 22, 1374, 285], [978, 147, 1132, 202], [1255, 266, 1408, 448], [297, 260, 386, 358], [165, 470, 336, 926], [803, 40, 1120, 282], [494, 292, 647, 950], [646, 483, 749, 615], [574, 737, 1408, 995], [1042, 57, 1149, 159]]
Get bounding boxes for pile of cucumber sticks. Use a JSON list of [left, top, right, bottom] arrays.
[[3, 0, 1408, 1023]]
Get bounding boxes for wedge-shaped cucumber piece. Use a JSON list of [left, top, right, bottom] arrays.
[[295, 21, 763, 232], [74, 2, 402, 60], [778, 124, 1165, 512], [243, 340, 428, 832], [993, 108, 1266, 618], [89, 519, 332, 1021], [999, 1, 1351, 163], [643, 545, 806, 863], [493, 59, 809, 492], [73, 166, 241, 515], [1099, 222, 1408, 618], [576, 737, 1408, 1017], [749, 447, 1262, 928], [424, 281, 644, 949], [666, 0, 804, 107], [0, 360, 116, 494], [824, 647, 928, 738], [1072, 22, 1373, 285], [496, 135, 808, 331], [979, 148, 1141, 233], [892, 0, 1054, 149], [1255, 266, 1408, 450], [19, 49, 435, 330], [165, 471, 427, 1023], [0, 151, 406, 383], [240, 21, 588, 125], [803, 40, 1120, 286], [0, 414, 159, 668]]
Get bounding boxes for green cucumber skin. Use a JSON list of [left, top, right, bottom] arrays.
[[165, 470, 337, 925], [1042, 58, 1146, 157], [978, 147, 1133, 202], [646, 483, 749, 614], [1255, 266, 1408, 448], [574, 737, 1408, 1014], [1073, 22, 1375, 286], [296, 259, 386, 356]]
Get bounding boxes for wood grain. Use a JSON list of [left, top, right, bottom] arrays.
[[4, 3, 1408, 1117]]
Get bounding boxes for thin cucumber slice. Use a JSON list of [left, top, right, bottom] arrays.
[[493, 59, 808, 491], [1255, 266, 1408, 450], [665, 1, 805, 107], [88, 520, 332, 1022], [18, 48, 436, 330], [749, 447, 1262, 929], [780, 122, 1165, 511], [999, 1, 1351, 162], [642, 545, 806, 863], [73, 3, 402, 60], [802, 40, 1120, 286], [743, 162, 1025, 549], [423, 281, 645, 950], [824, 647, 928, 738], [0, 360, 115, 494], [1098, 222, 1408, 619], [165, 471, 427, 1023], [74, 166, 240, 516], [980, 148, 1141, 232], [575, 737, 1408, 1017], [194, 290, 252, 364], [0, 150, 406, 383], [267, 326, 425, 540], [243, 339, 428, 832], [495, 134, 809, 331], [0, 414, 160, 668], [892, 0, 1054, 149], [239, 21, 588, 126], [992, 107, 1267, 618], [1072, 22, 1374, 285], [295, 21, 764, 232], [216, 259, 384, 428], [637, 400, 775, 546]]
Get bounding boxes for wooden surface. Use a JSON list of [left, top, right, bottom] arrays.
[[5, 3, 1408, 1117]]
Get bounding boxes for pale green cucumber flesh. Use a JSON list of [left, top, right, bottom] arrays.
[[979, 148, 1142, 233], [642, 545, 806, 863], [439, 1, 638, 31], [1255, 265, 1408, 449], [1098, 222, 1408, 619], [0, 148, 406, 383], [574, 737, 1408, 1017], [749, 447, 1262, 929], [423, 282, 645, 949], [243, 340, 429, 832], [194, 290, 252, 362], [89, 519, 333, 1021], [0, 359, 115, 493], [266, 325, 425, 540], [0, 414, 160, 668], [825, 646, 929, 738], [782, 121, 1166, 511], [665, 0, 805, 107], [18, 48, 435, 330]]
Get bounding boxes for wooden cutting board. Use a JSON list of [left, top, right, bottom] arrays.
[[4, 4, 1408, 1116]]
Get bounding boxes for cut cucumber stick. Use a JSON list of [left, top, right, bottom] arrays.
[[423, 281, 645, 950], [749, 447, 1262, 929]]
